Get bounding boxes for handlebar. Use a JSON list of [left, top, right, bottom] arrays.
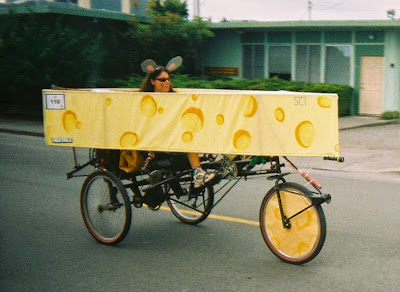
[[323, 156, 344, 162]]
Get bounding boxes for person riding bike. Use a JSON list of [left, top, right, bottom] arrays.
[[139, 56, 216, 188]]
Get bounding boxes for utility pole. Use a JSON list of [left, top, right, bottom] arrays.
[[193, 0, 200, 17], [308, 1, 312, 20], [387, 9, 396, 19]]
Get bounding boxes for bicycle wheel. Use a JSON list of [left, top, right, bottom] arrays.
[[80, 170, 132, 245], [259, 182, 326, 265], [166, 175, 214, 225]]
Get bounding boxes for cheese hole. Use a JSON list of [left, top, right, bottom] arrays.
[[242, 95, 257, 117], [274, 108, 285, 122], [318, 96, 332, 108], [181, 107, 204, 133], [233, 130, 251, 150], [120, 132, 139, 147], [295, 210, 312, 229], [140, 95, 157, 117], [62, 110, 77, 133], [295, 121, 315, 148], [182, 132, 193, 143], [216, 114, 224, 125]]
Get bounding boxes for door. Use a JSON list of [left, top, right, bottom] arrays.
[[359, 56, 384, 115]]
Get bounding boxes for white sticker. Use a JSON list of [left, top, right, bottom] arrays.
[[51, 138, 73, 143], [46, 94, 66, 110]]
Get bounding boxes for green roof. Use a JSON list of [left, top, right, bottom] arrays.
[[0, 2, 148, 22], [209, 19, 400, 30]]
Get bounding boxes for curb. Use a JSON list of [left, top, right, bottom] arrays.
[[0, 128, 44, 137], [339, 119, 400, 131]]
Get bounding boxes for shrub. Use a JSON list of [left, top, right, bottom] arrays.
[[152, 76, 352, 117], [380, 111, 400, 120]]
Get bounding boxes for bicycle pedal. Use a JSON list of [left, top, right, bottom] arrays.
[[211, 173, 222, 184], [145, 203, 161, 211], [132, 196, 143, 208]]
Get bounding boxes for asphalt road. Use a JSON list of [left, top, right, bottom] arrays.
[[0, 131, 399, 291]]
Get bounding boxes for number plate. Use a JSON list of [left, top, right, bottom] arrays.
[[45, 94, 66, 110]]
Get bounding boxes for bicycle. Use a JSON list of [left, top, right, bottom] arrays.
[[68, 149, 342, 265]]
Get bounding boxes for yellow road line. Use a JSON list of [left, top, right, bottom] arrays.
[[159, 206, 260, 226]]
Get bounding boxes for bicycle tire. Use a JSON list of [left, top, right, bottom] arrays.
[[80, 170, 132, 245], [259, 182, 326, 265], [166, 175, 214, 225]]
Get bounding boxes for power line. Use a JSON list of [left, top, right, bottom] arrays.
[[312, 0, 346, 11], [308, 0, 347, 19]]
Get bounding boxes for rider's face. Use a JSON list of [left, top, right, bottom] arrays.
[[151, 71, 171, 92]]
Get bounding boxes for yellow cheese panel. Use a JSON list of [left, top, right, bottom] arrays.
[[42, 88, 339, 157]]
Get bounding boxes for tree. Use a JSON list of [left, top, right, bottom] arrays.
[[0, 12, 99, 114], [147, 0, 189, 18], [125, 0, 213, 74]]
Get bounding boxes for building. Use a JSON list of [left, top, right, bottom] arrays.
[[201, 20, 400, 115], [1, 1, 399, 115]]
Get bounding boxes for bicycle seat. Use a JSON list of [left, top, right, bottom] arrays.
[[150, 152, 191, 171]]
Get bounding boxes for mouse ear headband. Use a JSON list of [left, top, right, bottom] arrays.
[[141, 56, 182, 74]]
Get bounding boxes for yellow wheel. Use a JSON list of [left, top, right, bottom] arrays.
[[259, 182, 326, 264]]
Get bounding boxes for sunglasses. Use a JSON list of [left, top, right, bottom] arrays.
[[155, 77, 171, 82]]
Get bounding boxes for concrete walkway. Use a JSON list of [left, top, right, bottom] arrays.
[[338, 115, 400, 130]]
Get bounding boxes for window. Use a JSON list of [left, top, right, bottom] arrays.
[[91, 0, 121, 12], [241, 32, 264, 44], [325, 45, 351, 85], [55, 0, 78, 3], [269, 46, 291, 80], [242, 44, 265, 79], [296, 45, 321, 83]]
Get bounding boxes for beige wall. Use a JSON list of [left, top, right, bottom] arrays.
[[383, 29, 400, 112], [78, 0, 91, 9], [121, 0, 130, 14]]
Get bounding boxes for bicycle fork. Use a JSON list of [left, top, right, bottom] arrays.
[[274, 179, 292, 229], [274, 179, 330, 230]]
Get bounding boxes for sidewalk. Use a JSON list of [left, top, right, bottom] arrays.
[[0, 116, 45, 137], [338, 115, 400, 130]]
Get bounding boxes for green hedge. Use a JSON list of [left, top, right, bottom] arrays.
[[0, 12, 103, 116], [121, 74, 353, 117], [380, 110, 400, 120]]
